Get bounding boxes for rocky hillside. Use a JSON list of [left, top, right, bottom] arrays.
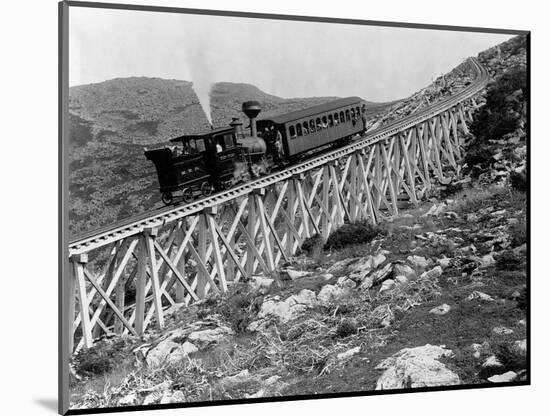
[[69, 35, 528, 410], [68, 80, 389, 236]]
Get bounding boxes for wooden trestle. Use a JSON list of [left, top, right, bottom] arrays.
[[67, 58, 487, 352]]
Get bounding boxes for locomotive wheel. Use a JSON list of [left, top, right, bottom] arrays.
[[181, 187, 194, 203], [200, 182, 214, 197], [161, 192, 173, 205]]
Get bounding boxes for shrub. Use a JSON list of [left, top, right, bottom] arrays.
[[510, 171, 527, 193], [335, 318, 358, 338], [324, 221, 387, 251], [495, 250, 522, 270], [72, 337, 134, 377], [470, 66, 527, 142], [300, 234, 323, 257]]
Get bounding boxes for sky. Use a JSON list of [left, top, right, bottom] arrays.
[[69, 6, 513, 112]]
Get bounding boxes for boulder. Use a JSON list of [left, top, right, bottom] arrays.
[[393, 263, 417, 280], [256, 289, 317, 323], [375, 344, 460, 389], [379, 279, 396, 293], [466, 291, 494, 302], [407, 255, 430, 270], [327, 257, 359, 275], [480, 254, 496, 267], [250, 275, 274, 292], [372, 262, 393, 284], [420, 266, 443, 280], [222, 369, 254, 388], [280, 269, 311, 281], [337, 346, 361, 361], [118, 393, 138, 406], [395, 275, 409, 285], [492, 326, 514, 335], [188, 326, 234, 344], [429, 304, 451, 316], [488, 371, 518, 383], [318, 284, 349, 305], [512, 339, 527, 356]]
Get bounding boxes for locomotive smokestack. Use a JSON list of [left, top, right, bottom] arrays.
[[230, 117, 244, 139], [242, 101, 261, 137]]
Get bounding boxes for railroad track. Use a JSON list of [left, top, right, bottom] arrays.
[[69, 57, 488, 256]]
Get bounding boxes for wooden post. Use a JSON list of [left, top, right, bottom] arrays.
[[114, 273, 126, 335], [175, 220, 187, 303], [254, 189, 276, 272], [246, 192, 257, 276], [286, 178, 296, 257], [205, 206, 228, 292], [71, 254, 93, 349], [134, 235, 147, 335], [68, 255, 77, 352], [144, 227, 164, 329], [322, 164, 330, 239], [197, 214, 208, 298]]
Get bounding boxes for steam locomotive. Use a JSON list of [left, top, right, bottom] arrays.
[[145, 97, 366, 205]]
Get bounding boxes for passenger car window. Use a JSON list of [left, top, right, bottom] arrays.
[[310, 120, 316, 132], [289, 125, 296, 139], [345, 110, 350, 121], [328, 114, 334, 127], [296, 124, 303, 136], [340, 111, 345, 122], [303, 121, 309, 135]]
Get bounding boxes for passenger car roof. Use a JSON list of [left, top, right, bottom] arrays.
[[258, 97, 363, 124], [169, 126, 234, 143]]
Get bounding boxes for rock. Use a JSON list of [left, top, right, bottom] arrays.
[[245, 389, 265, 399], [280, 269, 311, 281], [445, 211, 459, 219], [492, 326, 514, 335], [429, 304, 451, 315], [348, 254, 387, 279], [336, 276, 356, 289], [145, 335, 199, 367], [375, 344, 460, 389], [118, 393, 138, 406], [379, 279, 396, 292], [420, 266, 443, 280], [482, 355, 504, 371], [327, 258, 358, 275], [188, 326, 234, 344], [480, 254, 496, 267], [318, 284, 349, 305], [512, 339, 527, 356], [437, 257, 451, 268], [517, 319, 526, 326], [395, 275, 408, 285], [488, 371, 517, 383], [256, 289, 317, 323], [471, 342, 490, 359], [250, 275, 274, 292], [264, 375, 281, 386], [142, 391, 163, 406], [320, 273, 334, 281], [393, 263, 416, 280], [466, 291, 494, 302], [510, 290, 522, 300], [169, 390, 185, 404], [359, 276, 375, 291], [222, 369, 253, 388], [337, 346, 361, 361], [372, 262, 393, 284], [407, 255, 430, 270], [422, 203, 446, 218]]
